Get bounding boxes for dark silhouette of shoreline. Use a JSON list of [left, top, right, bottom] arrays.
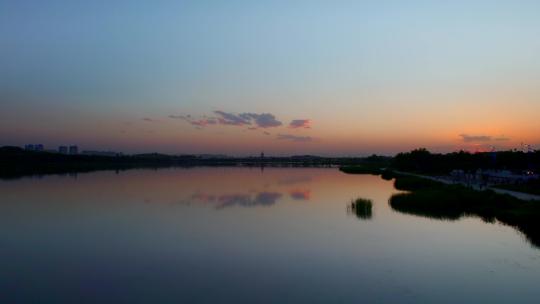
[[386, 173, 540, 248], [0, 146, 388, 180]]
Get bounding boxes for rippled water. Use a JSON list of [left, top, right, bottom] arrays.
[[1, 167, 540, 303]]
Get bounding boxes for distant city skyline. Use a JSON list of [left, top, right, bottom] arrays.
[[1, 1, 539, 155]]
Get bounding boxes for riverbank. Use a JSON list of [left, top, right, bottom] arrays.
[[341, 168, 540, 247], [388, 174, 540, 248], [0, 146, 371, 180], [495, 181, 540, 196], [392, 170, 540, 201]]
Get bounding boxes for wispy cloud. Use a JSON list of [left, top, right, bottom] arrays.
[[460, 134, 510, 143], [240, 113, 282, 128], [277, 134, 313, 142], [289, 119, 311, 129], [169, 114, 217, 128], [214, 111, 282, 128], [191, 118, 217, 127], [168, 114, 187, 120], [142, 117, 156, 122], [171, 111, 284, 130]]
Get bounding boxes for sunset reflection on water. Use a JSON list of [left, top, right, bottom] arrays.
[[1, 167, 540, 303]]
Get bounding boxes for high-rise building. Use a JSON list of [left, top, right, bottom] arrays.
[[69, 145, 78, 155], [58, 146, 68, 154], [25, 144, 44, 151]]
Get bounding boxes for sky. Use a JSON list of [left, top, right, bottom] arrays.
[[1, 0, 539, 156]]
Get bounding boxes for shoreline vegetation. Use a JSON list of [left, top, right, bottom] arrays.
[[341, 148, 540, 196], [344, 169, 540, 248], [391, 148, 540, 196], [390, 174, 540, 248], [0, 146, 390, 180], [339, 149, 540, 247], [348, 198, 373, 220]]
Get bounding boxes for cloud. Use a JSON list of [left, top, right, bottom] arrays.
[[214, 111, 251, 126], [214, 111, 282, 128], [171, 111, 283, 130], [460, 134, 511, 143], [289, 119, 311, 129], [191, 118, 217, 127], [240, 113, 282, 128], [263, 131, 271, 135], [277, 134, 313, 142], [168, 114, 189, 120], [142, 117, 156, 122], [460, 134, 491, 142], [169, 114, 217, 128]]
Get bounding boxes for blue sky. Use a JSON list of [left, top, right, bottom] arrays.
[[1, 1, 539, 155]]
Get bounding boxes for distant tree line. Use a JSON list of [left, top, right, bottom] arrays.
[[3, 145, 538, 179], [0, 146, 391, 179], [392, 148, 540, 174]]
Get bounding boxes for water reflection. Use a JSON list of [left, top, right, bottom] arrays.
[[187, 189, 311, 209], [2, 168, 540, 303], [289, 189, 311, 201], [277, 176, 313, 185], [189, 192, 284, 209], [389, 191, 540, 248], [389, 192, 465, 221]]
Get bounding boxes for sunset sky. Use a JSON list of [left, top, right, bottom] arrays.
[[1, 1, 539, 156]]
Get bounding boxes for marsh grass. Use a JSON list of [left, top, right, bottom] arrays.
[[350, 198, 373, 220]]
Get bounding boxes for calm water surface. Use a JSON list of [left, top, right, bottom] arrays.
[[1, 167, 540, 303]]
